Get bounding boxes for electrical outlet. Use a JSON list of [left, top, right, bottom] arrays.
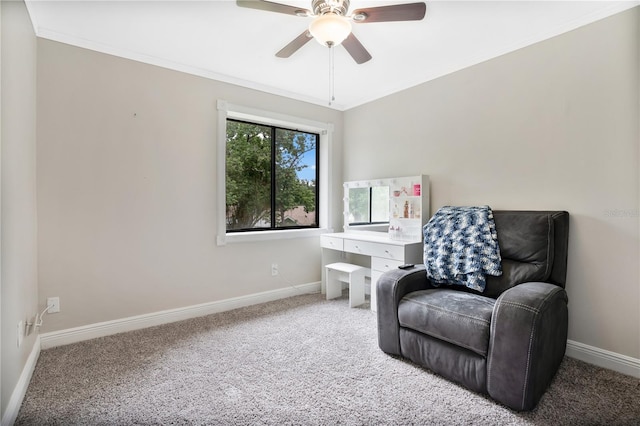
[[17, 321, 24, 347], [47, 296, 60, 313], [271, 263, 279, 276]]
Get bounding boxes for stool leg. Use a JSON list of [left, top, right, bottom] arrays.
[[349, 270, 365, 308], [326, 269, 342, 300]]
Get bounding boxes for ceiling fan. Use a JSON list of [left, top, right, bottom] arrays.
[[236, 0, 427, 64]]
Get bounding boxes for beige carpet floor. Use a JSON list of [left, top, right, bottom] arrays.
[[16, 292, 640, 425]]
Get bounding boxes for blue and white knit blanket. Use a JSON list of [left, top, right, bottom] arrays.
[[423, 206, 502, 292]]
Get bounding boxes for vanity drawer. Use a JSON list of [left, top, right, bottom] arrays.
[[344, 239, 404, 260], [371, 257, 405, 273], [320, 235, 344, 251]]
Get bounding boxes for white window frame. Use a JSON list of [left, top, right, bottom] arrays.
[[216, 100, 333, 245]]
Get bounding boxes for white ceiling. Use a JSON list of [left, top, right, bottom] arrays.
[[25, 0, 638, 111]]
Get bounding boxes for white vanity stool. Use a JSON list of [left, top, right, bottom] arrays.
[[325, 262, 367, 308]]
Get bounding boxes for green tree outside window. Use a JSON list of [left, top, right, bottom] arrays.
[[226, 119, 318, 231]]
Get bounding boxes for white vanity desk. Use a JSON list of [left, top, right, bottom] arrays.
[[323, 175, 429, 311], [320, 231, 423, 312]]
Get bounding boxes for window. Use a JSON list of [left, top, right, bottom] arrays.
[[225, 119, 319, 232], [216, 101, 332, 245]]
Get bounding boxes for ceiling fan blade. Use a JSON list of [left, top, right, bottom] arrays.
[[236, 0, 311, 17], [351, 2, 426, 23], [342, 33, 372, 64], [276, 31, 314, 58]]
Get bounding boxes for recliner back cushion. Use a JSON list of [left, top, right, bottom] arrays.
[[483, 212, 555, 298]]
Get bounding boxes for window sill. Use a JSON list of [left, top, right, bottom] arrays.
[[217, 228, 332, 245]]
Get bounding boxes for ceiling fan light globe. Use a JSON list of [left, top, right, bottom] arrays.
[[308, 13, 352, 47]]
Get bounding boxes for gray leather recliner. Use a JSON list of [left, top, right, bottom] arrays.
[[377, 210, 570, 411]]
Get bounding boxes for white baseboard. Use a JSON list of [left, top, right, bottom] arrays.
[[1, 335, 41, 426], [40, 282, 320, 350], [566, 339, 640, 378], [37, 288, 640, 377]]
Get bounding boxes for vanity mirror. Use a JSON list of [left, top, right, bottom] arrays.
[[343, 175, 430, 241], [347, 185, 389, 225]]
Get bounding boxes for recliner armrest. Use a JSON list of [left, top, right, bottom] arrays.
[[487, 281, 568, 411], [376, 265, 432, 355]]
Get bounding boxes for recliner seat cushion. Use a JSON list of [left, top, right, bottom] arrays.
[[398, 289, 495, 357]]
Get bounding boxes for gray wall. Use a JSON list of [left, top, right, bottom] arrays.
[[1, 0, 39, 418], [36, 39, 344, 332], [344, 8, 639, 359]]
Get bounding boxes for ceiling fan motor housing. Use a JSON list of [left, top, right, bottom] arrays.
[[312, 0, 350, 16]]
